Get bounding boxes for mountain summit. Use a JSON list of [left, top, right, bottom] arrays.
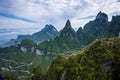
[[41, 25, 58, 32], [31, 24, 59, 42], [1, 25, 59, 47], [64, 19, 71, 29], [60, 19, 77, 40], [96, 11, 108, 22]]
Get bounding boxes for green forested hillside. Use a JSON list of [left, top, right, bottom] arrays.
[[32, 38, 120, 80]]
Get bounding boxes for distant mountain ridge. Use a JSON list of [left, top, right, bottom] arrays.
[[37, 11, 120, 54], [1, 25, 59, 47], [1, 11, 120, 54]]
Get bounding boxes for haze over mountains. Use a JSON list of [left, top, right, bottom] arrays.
[[1, 11, 120, 49], [0, 25, 59, 47], [0, 0, 120, 46]]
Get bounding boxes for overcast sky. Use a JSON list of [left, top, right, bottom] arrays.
[[0, 0, 120, 44]]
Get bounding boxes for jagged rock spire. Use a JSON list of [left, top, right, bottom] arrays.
[[60, 19, 78, 40], [65, 19, 72, 29]]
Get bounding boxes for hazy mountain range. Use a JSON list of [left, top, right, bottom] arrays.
[[0, 25, 59, 47], [36, 11, 120, 53], [1, 11, 120, 49]]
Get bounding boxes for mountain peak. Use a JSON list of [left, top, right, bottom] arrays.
[[42, 24, 58, 32], [65, 19, 71, 29], [60, 19, 78, 40], [96, 11, 108, 22], [44, 24, 56, 30]]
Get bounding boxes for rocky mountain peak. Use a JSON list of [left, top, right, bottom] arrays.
[[64, 19, 72, 29], [60, 20, 77, 40], [96, 11, 108, 22], [42, 25, 58, 32]]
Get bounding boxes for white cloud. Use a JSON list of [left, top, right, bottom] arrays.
[[1, 0, 120, 28]]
